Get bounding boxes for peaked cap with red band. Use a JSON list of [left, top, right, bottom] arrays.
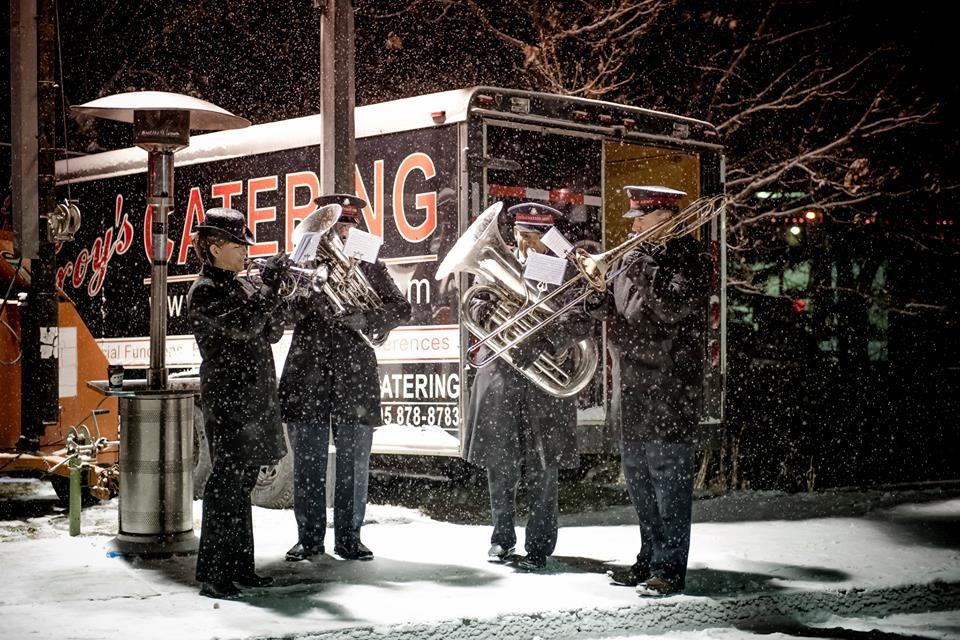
[[314, 193, 367, 224], [623, 185, 686, 219], [506, 202, 563, 232]]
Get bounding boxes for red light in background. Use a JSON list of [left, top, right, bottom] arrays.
[[792, 298, 806, 313]]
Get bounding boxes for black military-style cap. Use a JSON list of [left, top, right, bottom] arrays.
[[195, 207, 255, 245], [314, 193, 367, 224], [506, 202, 563, 233], [623, 185, 686, 219]]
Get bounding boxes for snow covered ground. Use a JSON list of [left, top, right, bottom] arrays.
[[1, 477, 958, 640]]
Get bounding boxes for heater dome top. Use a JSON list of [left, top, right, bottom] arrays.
[[72, 91, 250, 131]]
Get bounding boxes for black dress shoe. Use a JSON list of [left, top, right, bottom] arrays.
[[234, 573, 274, 588], [199, 581, 241, 599], [517, 554, 547, 571], [487, 543, 516, 563], [334, 541, 373, 560], [636, 575, 684, 597], [607, 562, 651, 587], [285, 542, 324, 562]]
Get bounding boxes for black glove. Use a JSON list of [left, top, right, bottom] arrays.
[[339, 311, 368, 333], [472, 299, 498, 327], [510, 340, 540, 370], [583, 291, 608, 319], [656, 239, 687, 272], [510, 331, 554, 370], [260, 251, 291, 290]]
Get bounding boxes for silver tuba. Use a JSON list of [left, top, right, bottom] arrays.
[[294, 204, 388, 348], [435, 202, 598, 398]]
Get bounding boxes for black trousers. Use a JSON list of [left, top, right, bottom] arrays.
[[288, 419, 373, 549], [621, 440, 695, 585], [487, 453, 560, 558], [195, 456, 260, 583]]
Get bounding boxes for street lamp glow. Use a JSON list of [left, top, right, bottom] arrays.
[[789, 225, 801, 235]]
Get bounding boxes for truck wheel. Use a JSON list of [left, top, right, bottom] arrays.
[[191, 399, 293, 509], [251, 425, 294, 509]]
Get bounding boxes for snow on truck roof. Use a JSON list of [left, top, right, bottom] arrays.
[[57, 86, 716, 184]]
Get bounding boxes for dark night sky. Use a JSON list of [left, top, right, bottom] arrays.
[[1, 2, 958, 208]]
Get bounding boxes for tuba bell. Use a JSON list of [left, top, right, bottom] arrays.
[[435, 202, 599, 398]]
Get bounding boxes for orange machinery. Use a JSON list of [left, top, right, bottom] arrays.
[[1, 233, 119, 501]]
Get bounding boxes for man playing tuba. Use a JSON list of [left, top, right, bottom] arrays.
[[280, 194, 411, 562], [464, 202, 594, 572]]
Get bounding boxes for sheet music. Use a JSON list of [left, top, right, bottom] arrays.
[[523, 251, 567, 285], [290, 232, 322, 263], [541, 227, 574, 257], [342, 228, 383, 263]]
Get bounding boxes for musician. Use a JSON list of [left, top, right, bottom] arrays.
[[585, 185, 711, 596], [187, 208, 289, 599], [280, 193, 411, 562], [464, 202, 593, 571]]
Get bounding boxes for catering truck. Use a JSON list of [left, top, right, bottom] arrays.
[[43, 86, 726, 506]]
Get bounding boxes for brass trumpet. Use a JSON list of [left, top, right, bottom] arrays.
[[246, 257, 330, 299], [244, 203, 342, 299], [467, 194, 726, 366]]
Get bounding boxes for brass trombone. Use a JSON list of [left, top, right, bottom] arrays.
[[465, 194, 725, 368]]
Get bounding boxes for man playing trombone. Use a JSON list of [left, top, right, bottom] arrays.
[[280, 194, 411, 562], [585, 185, 711, 597], [464, 202, 594, 572]]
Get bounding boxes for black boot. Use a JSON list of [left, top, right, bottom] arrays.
[[334, 540, 373, 560], [607, 561, 651, 586], [234, 573, 274, 588], [285, 542, 324, 562], [199, 581, 241, 599]]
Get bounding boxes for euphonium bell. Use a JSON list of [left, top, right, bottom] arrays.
[[435, 202, 599, 398]]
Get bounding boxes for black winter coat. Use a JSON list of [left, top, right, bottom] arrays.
[[278, 260, 411, 426], [590, 236, 710, 443], [463, 273, 595, 471], [187, 264, 288, 465]]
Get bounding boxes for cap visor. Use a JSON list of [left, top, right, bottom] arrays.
[[514, 223, 551, 233]]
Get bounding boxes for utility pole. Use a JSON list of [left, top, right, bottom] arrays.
[[11, 0, 60, 451], [317, 0, 356, 194]]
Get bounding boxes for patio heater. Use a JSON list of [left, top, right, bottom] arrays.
[[73, 92, 249, 555]]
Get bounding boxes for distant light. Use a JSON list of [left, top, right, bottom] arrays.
[[804, 210, 817, 220], [789, 225, 801, 235], [756, 191, 771, 199]]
